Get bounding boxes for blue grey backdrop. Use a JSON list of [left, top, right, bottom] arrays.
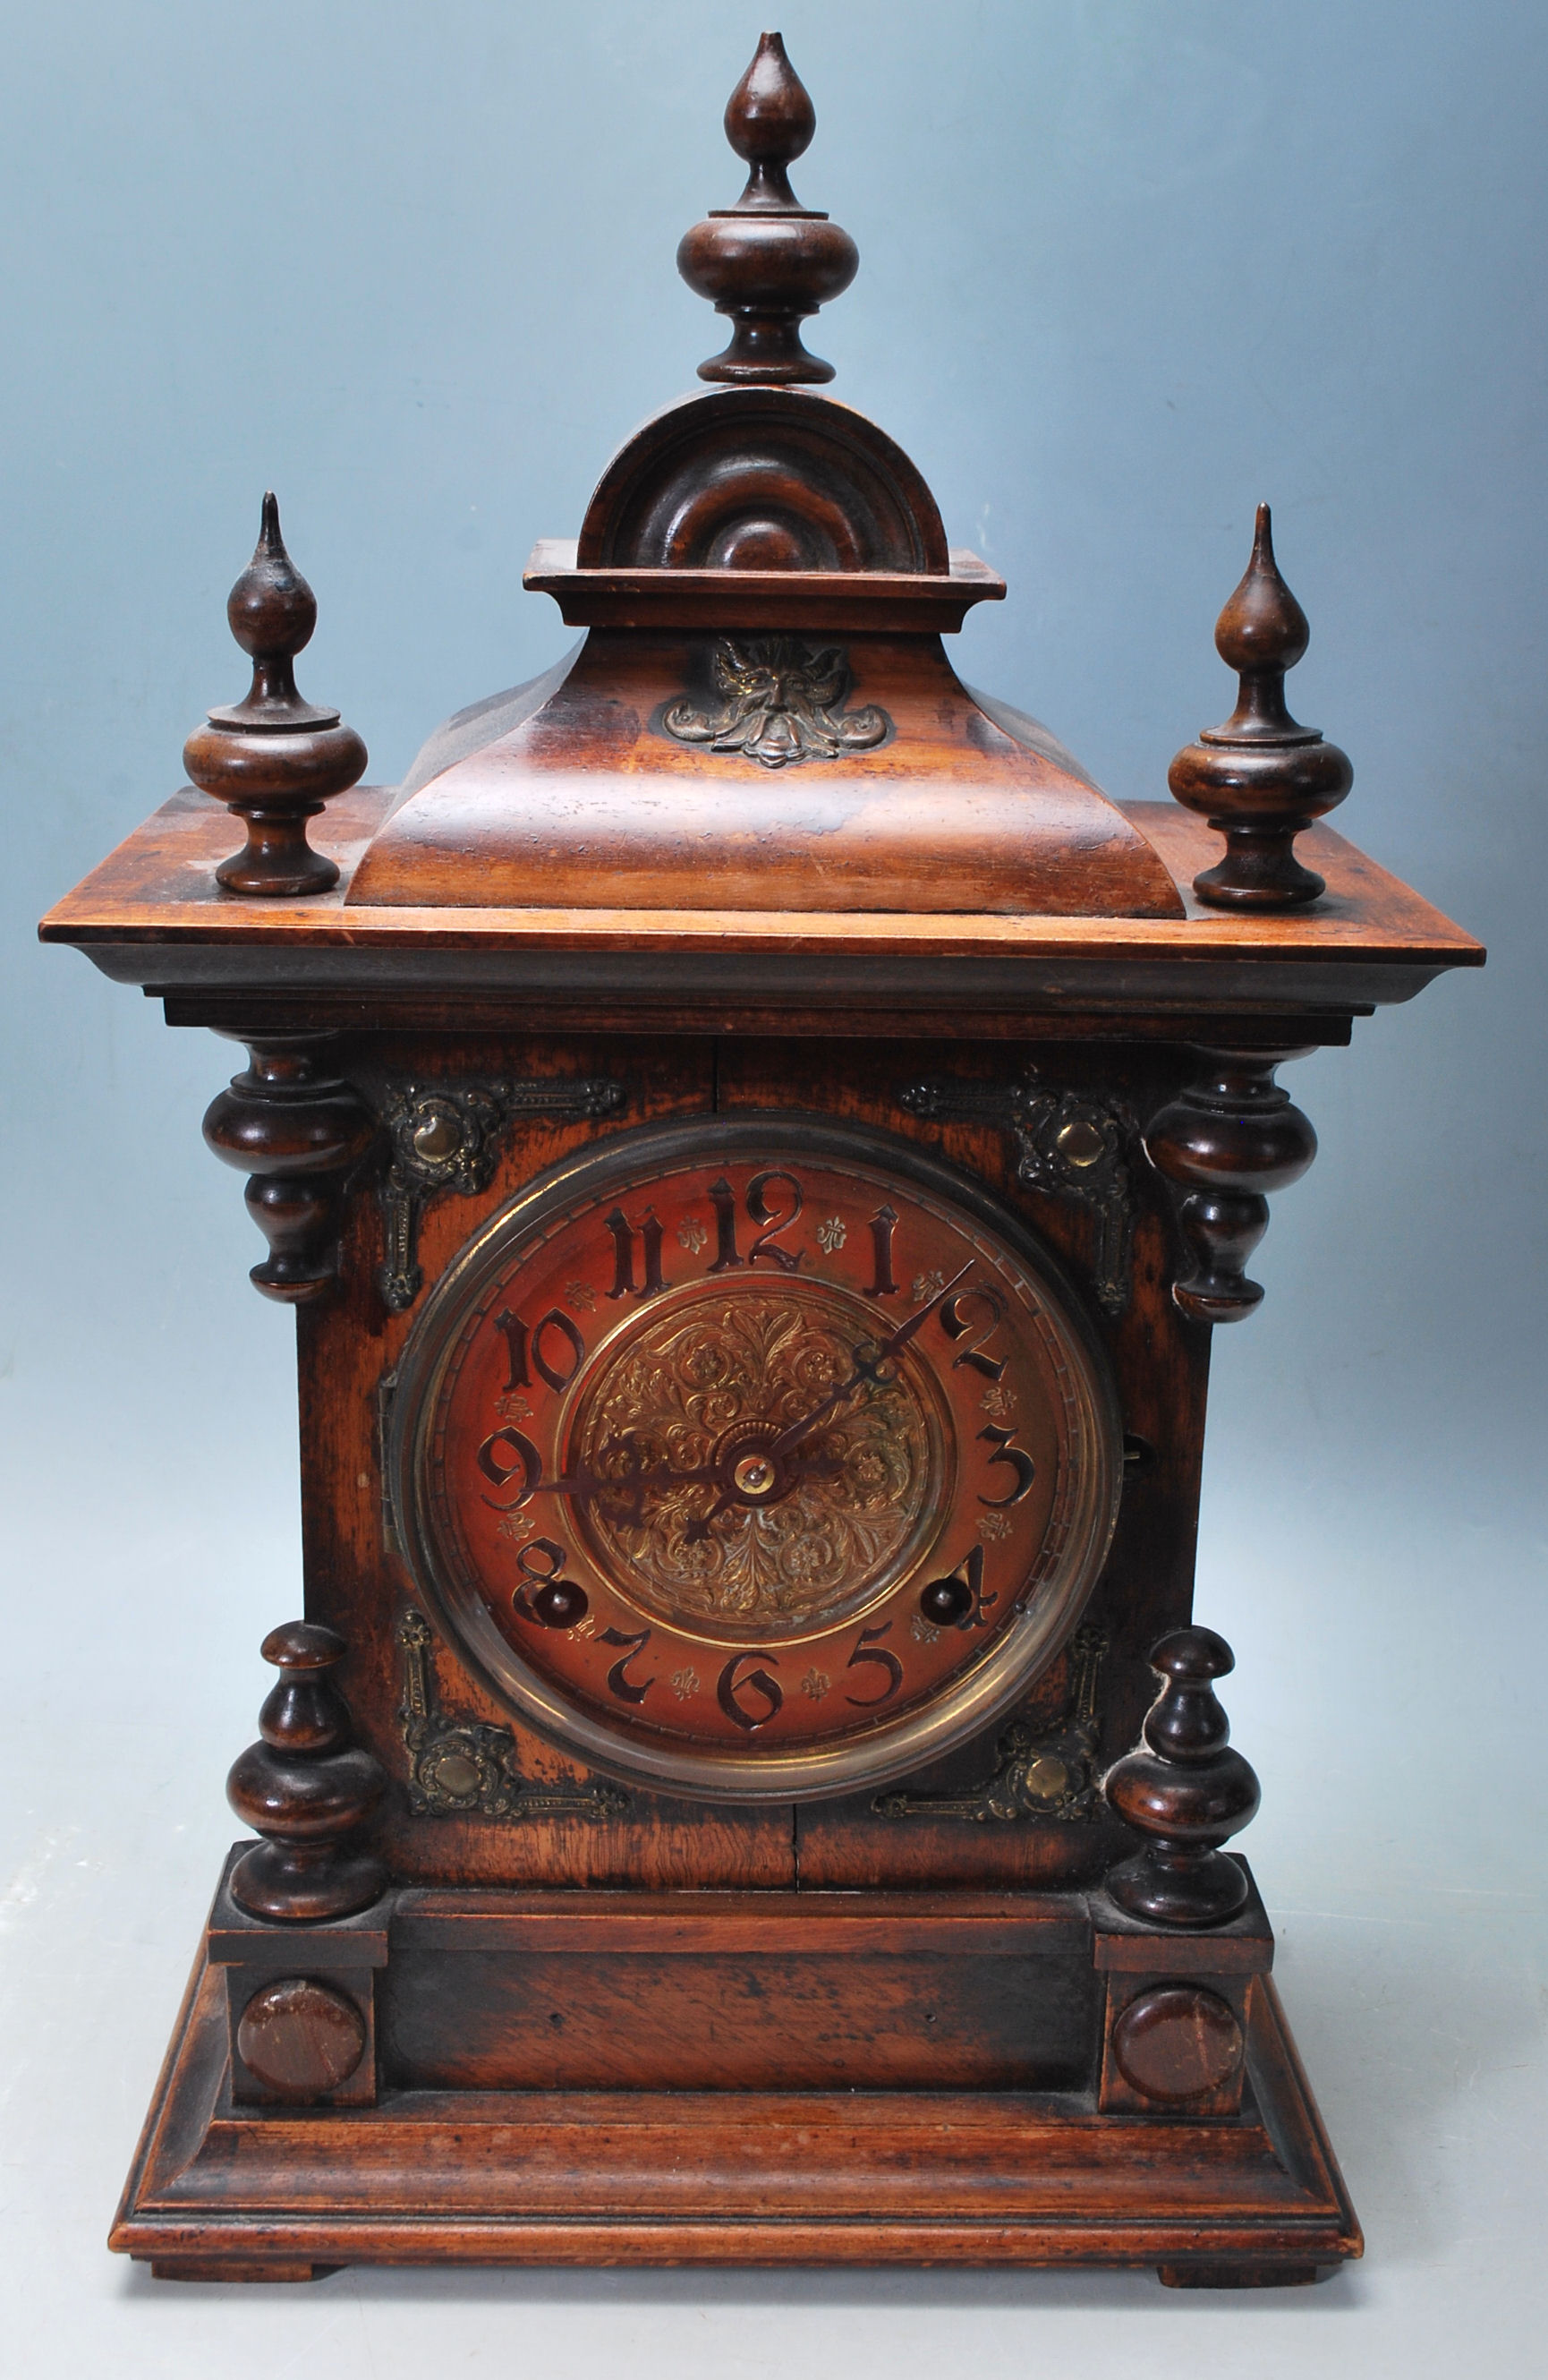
[[2, 4, 1543, 2374]]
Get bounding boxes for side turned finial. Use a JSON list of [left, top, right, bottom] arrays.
[[183, 493, 368, 897], [677, 32, 858, 385], [1103, 1628, 1261, 1928], [1143, 1045, 1317, 1323], [226, 1622, 387, 1922], [202, 1034, 377, 1303], [1168, 504, 1353, 908]]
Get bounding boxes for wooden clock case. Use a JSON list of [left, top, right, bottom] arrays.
[[41, 34, 1481, 2289]]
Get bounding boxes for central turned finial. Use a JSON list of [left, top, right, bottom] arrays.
[[677, 32, 858, 385]]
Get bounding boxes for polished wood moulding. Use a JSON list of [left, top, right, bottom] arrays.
[[522, 541, 1005, 633], [38, 787, 1482, 1032], [118, 1860, 1348, 2283], [117, 1899, 1358, 2285]]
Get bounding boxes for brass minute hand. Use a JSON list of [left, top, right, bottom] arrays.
[[766, 1257, 976, 1463]]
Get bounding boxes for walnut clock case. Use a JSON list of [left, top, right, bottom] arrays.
[[43, 34, 1482, 2289]]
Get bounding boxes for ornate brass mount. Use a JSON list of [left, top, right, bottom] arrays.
[[661, 636, 889, 769], [897, 1071, 1135, 1314], [378, 1075, 625, 1311], [872, 1623, 1108, 1822], [398, 1613, 628, 1821]]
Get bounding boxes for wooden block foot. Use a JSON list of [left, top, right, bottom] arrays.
[[1157, 2259, 1328, 2290], [146, 2258, 341, 2283]]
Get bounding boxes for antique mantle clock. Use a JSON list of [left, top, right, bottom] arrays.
[[44, 35, 1482, 2288]]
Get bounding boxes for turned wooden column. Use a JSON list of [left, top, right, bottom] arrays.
[[1144, 1047, 1316, 1322], [226, 1621, 387, 1922], [203, 1033, 377, 1301], [1104, 1627, 1261, 1927]]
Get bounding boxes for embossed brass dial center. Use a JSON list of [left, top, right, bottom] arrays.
[[570, 1274, 947, 1642]]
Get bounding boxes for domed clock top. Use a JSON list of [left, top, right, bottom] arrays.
[[341, 31, 1187, 920]]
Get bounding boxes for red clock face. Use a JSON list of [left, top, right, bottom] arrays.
[[389, 1118, 1120, 1801]]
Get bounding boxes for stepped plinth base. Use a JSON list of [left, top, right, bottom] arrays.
[[115, 1919, 1359, 2287]]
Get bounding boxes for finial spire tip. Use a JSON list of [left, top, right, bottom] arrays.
[[725, 30, 816, 209]]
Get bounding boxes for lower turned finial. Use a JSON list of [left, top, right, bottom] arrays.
[[226, 1622, 387, 1922], [1103, 1627, 1260, 1927]]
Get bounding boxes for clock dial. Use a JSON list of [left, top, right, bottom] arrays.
[[388, 1117, 1121, 1801]]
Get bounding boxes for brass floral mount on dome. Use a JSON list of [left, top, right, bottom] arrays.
[[661, 636, 890, 769], [398, 1612, 627, 1822]]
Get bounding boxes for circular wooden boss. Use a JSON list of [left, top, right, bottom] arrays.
[[236, 1976, 366, 2100], [1111, 1984, 1244, 2103]]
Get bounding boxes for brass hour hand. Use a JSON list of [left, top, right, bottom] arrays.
[[532, 1433, 718, 1524]]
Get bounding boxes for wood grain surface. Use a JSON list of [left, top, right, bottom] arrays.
[[114, 1947, 1359, 2278], [343, 632, 1185, 917]]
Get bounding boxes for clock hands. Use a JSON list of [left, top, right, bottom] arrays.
[[525, 1429, 844, 1531], [787, 1257, 974, 1437], [508, 1258, 975, 1542], [682, 1258, 974, 1540]]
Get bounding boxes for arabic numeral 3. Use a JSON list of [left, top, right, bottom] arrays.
[[977, 1425, 1036, 1506]]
